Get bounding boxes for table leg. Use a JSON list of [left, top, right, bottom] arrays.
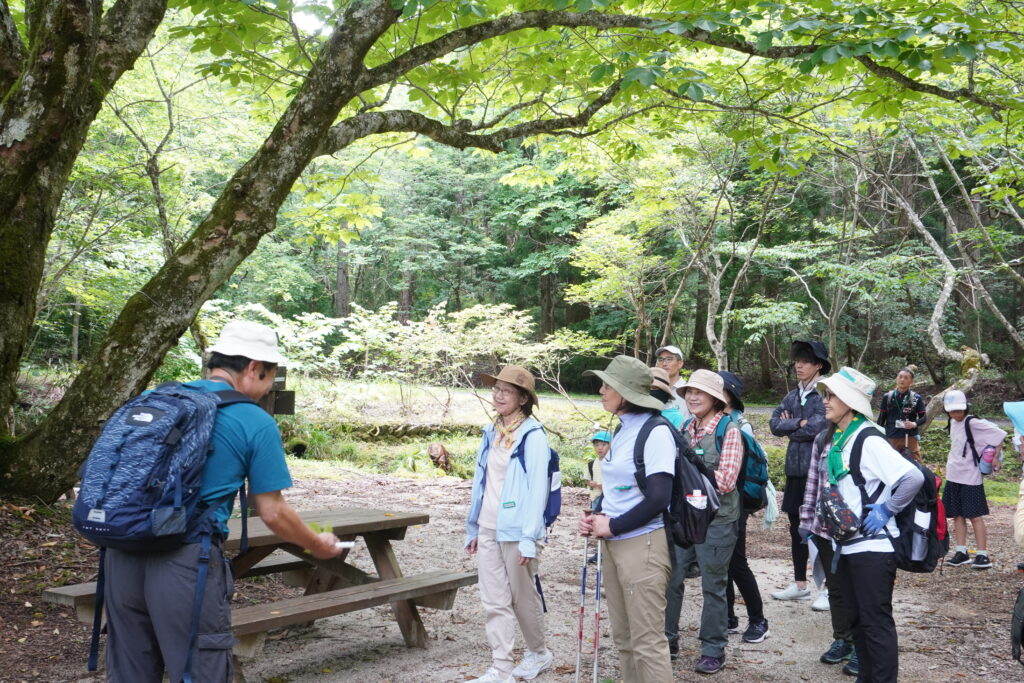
[[364, 532, 428, 648], [232, 546, 275, 578]]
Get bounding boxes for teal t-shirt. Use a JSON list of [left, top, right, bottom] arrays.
[[187, 380, 293, 536], [661, 405, 685, 430]]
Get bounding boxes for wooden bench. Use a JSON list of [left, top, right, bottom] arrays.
[[231, 569, 477, 656], [42, 552, 314, 624]]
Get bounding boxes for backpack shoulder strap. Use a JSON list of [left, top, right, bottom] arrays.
[[513, 426, 545, 472], [963, 416, 980, 464], [210, 388, 255, 407], [633, 414, 670, 494], [849, 425, 886, 505]]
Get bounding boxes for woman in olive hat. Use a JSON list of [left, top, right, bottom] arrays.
[[578, 355, 674, 683], [464, 366, 552, 683]]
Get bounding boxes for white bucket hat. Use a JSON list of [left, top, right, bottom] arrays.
[[209, 320, 288, 365], [817, 366, 875, 418], [677, 369, 731, 410], [943, 390, 968, 412]]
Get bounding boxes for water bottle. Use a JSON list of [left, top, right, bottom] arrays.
[[979, 445, 997, 475]]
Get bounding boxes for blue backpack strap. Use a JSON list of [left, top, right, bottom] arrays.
[[86, 547, 106, 672], [512, 427, 544, 472], [182, 532, 213, 683]]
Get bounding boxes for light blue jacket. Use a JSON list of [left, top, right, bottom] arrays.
[[464, 416, 550, 558]]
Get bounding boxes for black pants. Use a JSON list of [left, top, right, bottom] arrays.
[[787, 511, 808, 582], [812, 535, 852, 643], [837, 551, 898, 683], [726, 511, 764, 622]]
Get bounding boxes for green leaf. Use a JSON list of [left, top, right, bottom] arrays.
[[756, 31, 774, 52]]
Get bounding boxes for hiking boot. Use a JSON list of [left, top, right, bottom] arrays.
[[694, 654, 725, 674], [511, 649, 553, 680], [685, 562, 702, 579], [842, 649, 859, 676], [947, 550, 970, 566], [820, 640, 853, 664], [741, 619, 770, 643], [726, 616, 740, 634], [771, 583, 811, 600], [972, 554, 993, 569], [669, 640, 679, 661], [811, 589, 830, 611], [469, 667, 514, 683]]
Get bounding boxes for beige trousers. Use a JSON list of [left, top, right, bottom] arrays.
[[476, 527, 546, 675], [602, 528, 673, 683]]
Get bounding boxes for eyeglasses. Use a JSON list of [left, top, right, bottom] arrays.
[[656, 356, 679, 364], [492, 386, 518, 398], [819, 389, 835, 401]]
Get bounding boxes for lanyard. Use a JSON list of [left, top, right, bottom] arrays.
[[828, 415, 866, 485]]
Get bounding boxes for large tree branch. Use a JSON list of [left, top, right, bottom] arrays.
[[317, 80, 623, 155], [359, 11, 817, 92], [0, 0, 24, 94], [94, 0, 168, 92], [856, 55, 1005, 113]]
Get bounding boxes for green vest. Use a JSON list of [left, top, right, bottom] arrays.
[[690, 419, 740, 525]]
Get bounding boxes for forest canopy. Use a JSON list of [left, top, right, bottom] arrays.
[[1, 0, 1023, 501]]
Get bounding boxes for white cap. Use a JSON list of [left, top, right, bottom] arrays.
[[817, 366, 876, 419], [209, 320, 287, 365], [943, 389, 968, 412], [655, 345, 684, 359]]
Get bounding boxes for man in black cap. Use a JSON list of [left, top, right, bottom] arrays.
[[769, 341, 829, 604]]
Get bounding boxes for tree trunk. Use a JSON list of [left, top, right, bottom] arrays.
[[71, 299, 81, 364], [335, 235, 351, 318], [0, 0, 401, 500], [397, 270, 414, 324], [688, 277, 711, 367], [539, 273, 556, 336]]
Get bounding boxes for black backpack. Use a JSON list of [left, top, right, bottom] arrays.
[[846, 425, 948, 573], [1013, 585, 1024, 667], [631, 414, 720, 548]]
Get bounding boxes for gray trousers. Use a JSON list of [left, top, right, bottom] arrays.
[[664, 520, 738, 658], [104, 542, 235, 682]]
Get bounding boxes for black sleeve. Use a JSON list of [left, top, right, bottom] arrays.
[[876, 392, 888, 425], [608, 473, 673, 537]]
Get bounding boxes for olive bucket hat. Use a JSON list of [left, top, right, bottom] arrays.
[[583, 355, 665, 411]]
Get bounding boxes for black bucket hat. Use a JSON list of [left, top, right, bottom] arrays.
[[790, 340, 831, 375], [716, 370, 745, 413]]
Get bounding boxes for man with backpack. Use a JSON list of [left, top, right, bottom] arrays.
[[876, 367, 927, 462], [99, 321, 343, 682]]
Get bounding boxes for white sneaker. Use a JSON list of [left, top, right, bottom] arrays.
[[511, 649, 554, 680], [811, 589, 830, 611], [771, 583, 812, 601], [469, 667, 514, 683]]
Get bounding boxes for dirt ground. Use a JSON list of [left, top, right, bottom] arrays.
[[2, 472, 1023, 683]]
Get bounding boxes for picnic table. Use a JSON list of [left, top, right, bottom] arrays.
[[44, 508, 477, 658]]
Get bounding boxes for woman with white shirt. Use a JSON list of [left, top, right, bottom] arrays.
[[464, 366, 553, 683], [815, 367, 923, 683], [578, 355, 674, 683]]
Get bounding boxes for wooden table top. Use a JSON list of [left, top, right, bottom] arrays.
[[224, 508, 430, 551]]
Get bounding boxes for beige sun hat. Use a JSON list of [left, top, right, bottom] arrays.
[[208, 320, 288, 365], [583, 355, 664, 411], [650, 366, 674, 394], [677, 368, 730, 409], [817, 366, 876, 418], [480, 365, 539, 406]]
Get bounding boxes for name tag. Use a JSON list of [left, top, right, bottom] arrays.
[[695, 448, 705, 456], [614, 485, 633, 491], [502, 501, 516, 509]]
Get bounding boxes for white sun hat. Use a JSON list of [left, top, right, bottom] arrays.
[[209, 320, 288, 365], [943, 390, 968, 412], [816, 366, 876, 419]]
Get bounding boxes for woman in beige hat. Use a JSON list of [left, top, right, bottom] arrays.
[[577, 355, 674, 683], [808, 367, 923, 682], [464, 366, 553, 683], [665, 369, 745, 674]]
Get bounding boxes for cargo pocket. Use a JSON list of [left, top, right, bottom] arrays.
[[196, 631, 236, 682]]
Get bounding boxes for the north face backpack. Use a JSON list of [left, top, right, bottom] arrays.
[[72, 381, 254, 679], [712, 413, 770, 513], [632, 414, 720, 548], [847, 425, 948, 573], [512, 426, 561, 528]]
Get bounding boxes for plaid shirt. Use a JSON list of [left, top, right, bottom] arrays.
[[685, 411, 742, 493], [799, 436, 829, 538]]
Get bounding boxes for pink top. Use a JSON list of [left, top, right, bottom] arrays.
[[946, 416, 1007, 486]]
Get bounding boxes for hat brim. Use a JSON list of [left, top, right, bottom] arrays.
[[817, 376, 873, 419], [676, 379, 731, 411], [481, 372, 539, 406], [791, 341, 831, 375], [208, 341, 288, 366], [584, 369, 665, 411]]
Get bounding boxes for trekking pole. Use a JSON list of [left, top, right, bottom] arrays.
[[574, 531, 590, 683], [592, 538, 603, 683]]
